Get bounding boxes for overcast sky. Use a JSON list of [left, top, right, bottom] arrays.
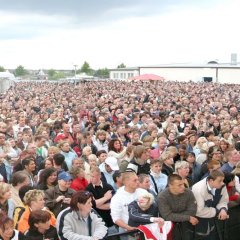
[[0, 0, 239, 70]]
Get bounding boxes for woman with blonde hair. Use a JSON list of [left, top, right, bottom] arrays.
[[0, 182, 15, 218], [175, 161, 192, 188], [17, 189, 56, 234]]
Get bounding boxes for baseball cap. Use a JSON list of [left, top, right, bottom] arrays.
[[58, 171, 72, 181], [105, 157, 119, 171]]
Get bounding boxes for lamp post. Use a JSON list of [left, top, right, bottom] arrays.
[[73, 64, 77, 86]]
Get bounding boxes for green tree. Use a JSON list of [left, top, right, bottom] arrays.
[[95, 68, 109, 78], [78, 61, 91, 74], [0, 66, 5, 72], [48, 69, 56, 79], [15, 65, 28, 76], [117, 63, 126, 68], [51, 71, 65, 80]]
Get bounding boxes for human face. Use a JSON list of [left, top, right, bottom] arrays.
[[2, 189, 11, 201], [0, 222, 14, 239], [98, 153, 107, 163], [34, 220, 51, 233], [139, 177, 151, 190], [187, 154, 195, 163], [158, 139, 167, 150], [178, 148, 186, 157], [177, 166, 190, 178], [27, 161, 36, 173], [62, 143, 70, 152], [126, 174, 139, 191], [151, 163, 162, 174], [58, 179, 72, 189], [164, 157, 174, 166], [90, 171, 101, 185], [212, 152, 222, 161], [45, 159, 53, 168], [220, 141, 228, 151], [78, 197, 92, 218], [98, 134, 106, 141], [31, 195, 45, 210], [47, 172, 57, 185], [169, 179, 185, 195], [0, 134, 6, 145], [209, 176, 224, 189], [230, 150, 240, 163], [113, 140, 121, 151], [72, 159, 81, 168]]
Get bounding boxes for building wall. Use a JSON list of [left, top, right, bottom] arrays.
[[139, 67, 217, 82], [110, 70, 139, 80], [217, 68, 240, 84]]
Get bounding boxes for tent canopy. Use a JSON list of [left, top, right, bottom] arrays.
[[129, 73, 164, 81]]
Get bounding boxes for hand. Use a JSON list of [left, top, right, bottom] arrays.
[[56, 196, 65, 202], [104, 190, 112, 200], [63, 198, 71, 204], [189, 216, 199, 225], [153, 217, 165, 228], [126, 226, 137, 231], [218, 209, 229, 220]]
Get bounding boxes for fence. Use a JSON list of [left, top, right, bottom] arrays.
[[106, 205, 240, 240]]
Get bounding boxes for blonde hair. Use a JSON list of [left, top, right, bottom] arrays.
[[23, 189, 45, 206], [175, 161, 189, 172], [48, 146, 61, 155], [82, 146, 92, 155], [0, 182, 10, 199], [160, 151, 172, 162], [96, 130, 107, 138]]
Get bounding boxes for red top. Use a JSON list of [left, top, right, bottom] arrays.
[[70, 177, 88, 191]]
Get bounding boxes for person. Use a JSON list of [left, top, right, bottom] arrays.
[[223, 172, 240, 208], [0, 182, 15, 219], [221, 148, 240, 173], [149, 160, 167, 195], [0, 211, 25, 240], [192, 170, 229, 239], [110, 171, 147, 233], [25, 210, 58, 240], [175, 161, 192, 188], [160, 151, 174, 176], [57, 191, 108, 240], [127, 145, 150, 175], [112, 170, 123, 190], [128, 191, 164, 227], [186, 152, 201, 184], [21, 158, 36, 187], [17, 189, 56, 234], [101, 156, 119, 189], [158, 174, 198, 240], [85, 167, 115, 230], [44, 171, 75, 217], [70, 167, 88, 191], [37, 167, 58, 191], [58, 141, 77, 170], [150, 137, 167, 160], [107, 139, 127, 163], [10, 171, 30, 207]]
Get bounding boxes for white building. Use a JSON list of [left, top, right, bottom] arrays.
[[139, 63, 240, 84], [109, 67, 139, 80], [0, 71, 15, 93], [109, 63, 240, 84]]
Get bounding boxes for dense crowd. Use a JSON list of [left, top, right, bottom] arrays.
[[0, 80, 240, 240]]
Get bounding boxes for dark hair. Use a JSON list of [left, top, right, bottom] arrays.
[[19, 185, 34, 202], [53, 153, 65, 165], [168, 174, 183, 185], [38, 168, 57, 190], [204, 131, 214, 139], [22, 158, 35, 169], [96, 150, 107, 157], [70, 191, 93, 211], [10, 171, 28, 187], [112, 170, 121, 183], [108, 139, 123, 153], [0, 211, 13, 231], [223, 172, 235, 185], [28, 210, 51, 229], [187, 152, 196, 158], [207, 170, 224, 181], [177, 135, 187, 144]]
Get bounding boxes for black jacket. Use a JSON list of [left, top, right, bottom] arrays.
[[25, 225, 58, 240]]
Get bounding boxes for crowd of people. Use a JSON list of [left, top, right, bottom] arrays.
[[0, 80, 240, 240]]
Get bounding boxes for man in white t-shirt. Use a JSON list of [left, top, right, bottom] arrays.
[[110, 171, 147, 233]]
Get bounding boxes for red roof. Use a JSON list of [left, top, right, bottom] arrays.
[[129, 74, 164, 81]]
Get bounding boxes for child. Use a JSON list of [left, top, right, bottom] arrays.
[[149, 160, 168, 195]]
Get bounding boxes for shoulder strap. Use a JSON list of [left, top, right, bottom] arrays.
[[87, 215, 92, 236], [150, 174, 158, 194]]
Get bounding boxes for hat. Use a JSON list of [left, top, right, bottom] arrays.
[[105, 157, 119, 171], [58, 171, 72, 181]]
